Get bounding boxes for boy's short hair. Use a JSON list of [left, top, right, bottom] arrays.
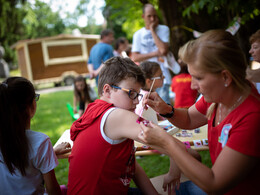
[[98, 57, 145, 96], [101, 29, 114, 39], [139, 61, 161, 79]]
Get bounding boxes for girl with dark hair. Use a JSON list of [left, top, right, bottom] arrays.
[[73, 76, 93, 116], [0, 77, 68, 194]]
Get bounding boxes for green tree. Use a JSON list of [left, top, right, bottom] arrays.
[[64, 0, 103, 35], [0, 0, 27, 65], [104, 0, 260, 60], [0, 0, 66, 66], [159, 0, 260, 59], [103, 0, 144, 40], [23, 0, 66, 38]]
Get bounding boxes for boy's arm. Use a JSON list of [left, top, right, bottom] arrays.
[[133, 161, 158, 195], [104, 108, 146, 142], [107, 108, 197, 143]]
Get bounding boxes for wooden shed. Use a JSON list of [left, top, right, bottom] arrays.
[[12, 34, 100, 85]]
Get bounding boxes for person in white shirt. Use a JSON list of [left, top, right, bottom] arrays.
[[131, 3, 172, 104], [0, 77, 70, 195]]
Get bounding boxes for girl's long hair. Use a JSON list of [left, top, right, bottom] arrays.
[[0, 77, 35, 176], [74, 76, 92, 103]]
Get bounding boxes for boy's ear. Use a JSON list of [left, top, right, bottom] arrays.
[[103, 84, 112, 97]]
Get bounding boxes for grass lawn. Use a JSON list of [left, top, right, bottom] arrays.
[[31, 89, 212, 186]]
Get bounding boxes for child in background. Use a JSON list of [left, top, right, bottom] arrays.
[[0, 77, 71, 195], [73, 76, 93, 116], [113, 37, 129, 57], [171, 59, 198, 108], [135, 61, 164, 122], [68, 57, 158, 195]]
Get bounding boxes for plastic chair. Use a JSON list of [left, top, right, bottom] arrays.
[[66, 103, 79, 120]]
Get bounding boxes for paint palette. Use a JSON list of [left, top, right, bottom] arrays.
[[158, 120, 179, 135]]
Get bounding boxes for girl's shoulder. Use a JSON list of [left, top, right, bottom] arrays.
[[26, 130, 50, 149]]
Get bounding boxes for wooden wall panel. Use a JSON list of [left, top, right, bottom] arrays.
[[19, 37, 98, 82], [17, 47, 28, 78], [86, 39, 98, 55], [48, 44, 82, 59]]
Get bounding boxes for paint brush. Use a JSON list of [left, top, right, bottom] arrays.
[[139, 78, 157, 116]]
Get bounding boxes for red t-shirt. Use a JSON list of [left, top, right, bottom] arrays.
[[171, 73, 197, 108], [195, 89, 260, 194], [68, 100, 136, 195]]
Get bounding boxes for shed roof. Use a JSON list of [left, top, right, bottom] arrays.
[[12, 34, 100, 50]]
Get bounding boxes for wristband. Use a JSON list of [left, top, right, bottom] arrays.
[[159, 104, 174, 118]]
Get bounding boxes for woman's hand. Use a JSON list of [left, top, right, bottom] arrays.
[[138, 121, 172, 155], [143, 92, 171, 115]]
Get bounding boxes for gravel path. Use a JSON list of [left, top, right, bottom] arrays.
[[36, 85, 73, 94]]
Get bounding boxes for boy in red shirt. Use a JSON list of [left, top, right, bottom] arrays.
[[68, 57, 158, 195]]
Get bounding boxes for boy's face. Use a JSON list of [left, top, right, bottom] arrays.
[[110, 78, 142, 112]]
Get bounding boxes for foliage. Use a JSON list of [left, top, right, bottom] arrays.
[[103, 0, 259, 59], [0, 0, 67, 67], [103, 0, 144, 40], [182, 0, 260, 25], [23, 0, 66, 38], [0, 0, 27, 64], [63, 0, 103, 35]]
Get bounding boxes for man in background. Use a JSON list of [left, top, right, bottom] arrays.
[[88, 29, 114, 85], [131, 3, 172, 104]]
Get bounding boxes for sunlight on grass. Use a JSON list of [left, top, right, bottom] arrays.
[[10, 68, 21, 76], [31, 91, 74, 144]]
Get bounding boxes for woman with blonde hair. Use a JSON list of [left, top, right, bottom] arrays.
[[138, 30, 260, 194]]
